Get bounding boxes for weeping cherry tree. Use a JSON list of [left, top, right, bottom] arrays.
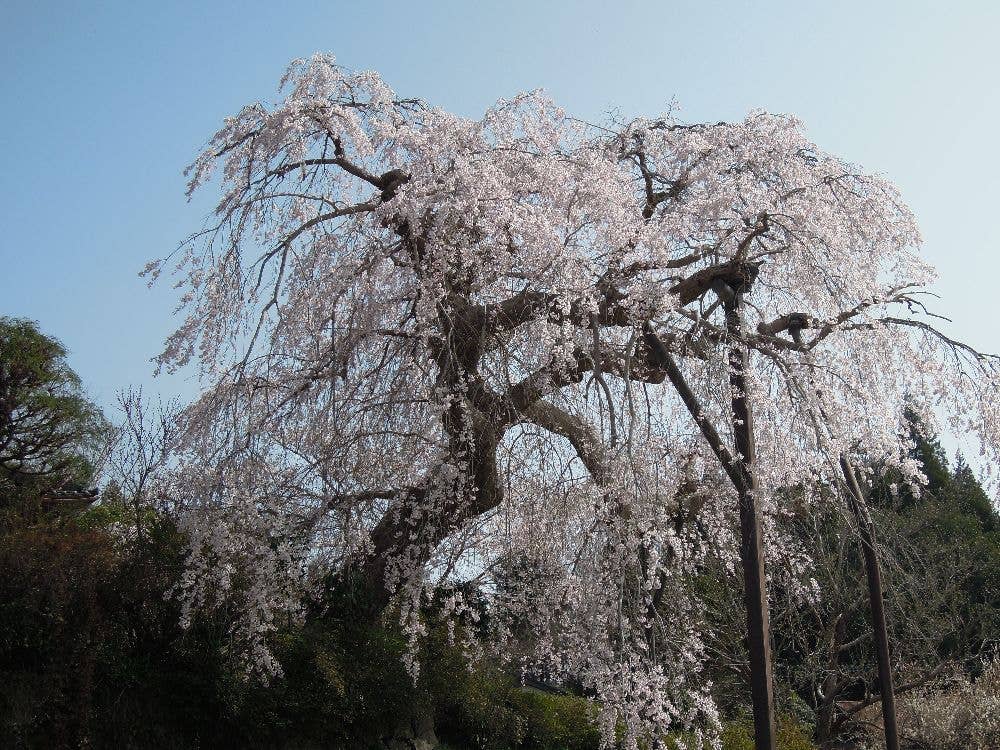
[[146, 54, 1000, 748]]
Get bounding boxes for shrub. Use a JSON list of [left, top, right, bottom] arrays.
[[896, 656, 1000, 749], [510, 689, 601, 750], [715, 717, 816, 750], [435, 664, 529, 750], [0, 524, 116, 747]]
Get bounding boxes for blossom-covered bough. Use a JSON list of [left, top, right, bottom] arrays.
[[149, 55, 1000, 748]]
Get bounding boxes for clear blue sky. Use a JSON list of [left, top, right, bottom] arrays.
[[2, 0, 998, 454]]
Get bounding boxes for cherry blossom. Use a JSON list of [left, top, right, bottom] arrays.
[[147, 53, 1000, 748]]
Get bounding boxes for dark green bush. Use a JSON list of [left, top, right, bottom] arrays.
[[428, 625, 601, 750], [510, 689, 601, 750], [717, 717, 816, 750], [223, 614, 425, 748], [0, 506, 237, 749], [435, 663, 529, 750]]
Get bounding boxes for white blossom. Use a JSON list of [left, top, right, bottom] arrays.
[[148, 53, 1000, 746]]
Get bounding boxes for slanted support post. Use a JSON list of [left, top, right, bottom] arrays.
[[723, 290, 777, 750], [840, 457, 900, 750]]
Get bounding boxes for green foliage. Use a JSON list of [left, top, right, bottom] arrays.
[[717, 722, 754, 750], [773, 414, 1000, 744], [0, 494, 609, 750], [0, 523, 116, 747], [221, 611, 425, 748], [0, 317, 108, 518], [422, 616, 601, 750], [716, 717, 815, 750], [510, 690, 601, 750], [909, 417, 951, 497], [435, 665, 601, 750], [436, 663, 531, 750], [952, 457, 998, 533], [699, 409, 1000, 747], [876, 425, 1000, 664], [0, 505, 233, 749]]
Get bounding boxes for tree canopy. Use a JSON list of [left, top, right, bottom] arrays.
[[147, 54, 1000, 745], [0, 317, 107, 512]]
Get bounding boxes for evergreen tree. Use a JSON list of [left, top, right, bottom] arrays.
[[0, 317, 108, 517]]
